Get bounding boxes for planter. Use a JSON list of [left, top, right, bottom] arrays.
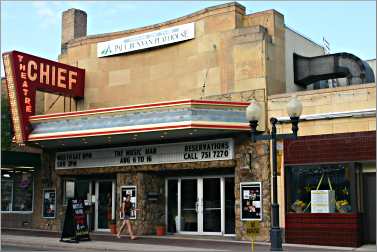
[[156, 226, 165, 236], [286, 213, 362, 247], [109, 221, 117, 234]]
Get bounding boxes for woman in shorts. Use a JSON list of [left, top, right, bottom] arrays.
[[117, 194, 137, 240]]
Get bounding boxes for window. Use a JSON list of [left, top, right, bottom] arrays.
[[63, 179, 75, 205], [1, 179, 13, 211], [286, 164, 355, 214], [1, 169, 34, 212]]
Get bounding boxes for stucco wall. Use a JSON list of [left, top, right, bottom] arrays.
[[44, 3, 286, 114], [268, 83, 376, 135]]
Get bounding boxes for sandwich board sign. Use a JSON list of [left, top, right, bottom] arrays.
[[60, 198, 90, 243]]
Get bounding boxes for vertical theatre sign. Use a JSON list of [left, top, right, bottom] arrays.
[[2, 51, 85, 144]]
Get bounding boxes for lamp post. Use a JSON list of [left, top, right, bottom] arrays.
[[246, 96, 303, 251]]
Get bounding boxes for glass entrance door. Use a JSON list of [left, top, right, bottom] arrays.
[[95, 181, 115, 231], [180, 179, 198, 232], [203, 178, 221, 233], [168, 176, 234, 235]]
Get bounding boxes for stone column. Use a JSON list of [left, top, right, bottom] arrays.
[[235, 137, 271, 241]]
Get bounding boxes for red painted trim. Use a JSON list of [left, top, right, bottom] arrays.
[[191, 124, 249, 129], [28, 123, 249, 141], [29, 99, 249, 121]]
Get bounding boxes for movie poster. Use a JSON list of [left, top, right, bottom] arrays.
[[240, 182, 262, 221], [42, 189, 56, 218], [120, 186, 137, 219]]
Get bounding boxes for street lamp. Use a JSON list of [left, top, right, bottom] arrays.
[[245, 96, 303, 251]]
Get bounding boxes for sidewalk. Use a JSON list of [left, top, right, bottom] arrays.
[[1, 228, 376, 252]]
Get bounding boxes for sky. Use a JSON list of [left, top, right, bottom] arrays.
[[1, 1, 376, 77]]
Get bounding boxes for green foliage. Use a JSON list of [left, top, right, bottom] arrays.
[[1, 94, 12, 150]]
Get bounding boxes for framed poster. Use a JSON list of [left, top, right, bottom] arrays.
[[120, 186, 137, 220], [42, 189, 56, 218], [240, 182, 262, 221]]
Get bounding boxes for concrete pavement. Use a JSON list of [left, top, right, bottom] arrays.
[[2, 234, 228, 251], [1, 229, 376, 252]]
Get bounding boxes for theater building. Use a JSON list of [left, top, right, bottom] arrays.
[[2, 2, 375, 246]]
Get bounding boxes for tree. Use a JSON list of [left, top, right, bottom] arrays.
[[1, 85, 12, 150]]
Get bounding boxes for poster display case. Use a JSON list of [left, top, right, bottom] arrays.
[[120, 186, 137, 220], [240, 182, 262, 221]]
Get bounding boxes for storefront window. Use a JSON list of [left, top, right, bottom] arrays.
[[1, 179, 13, 211], [1, 170, 34, 212], [286, 164, 354, 214], [13, 172, 33, 211]]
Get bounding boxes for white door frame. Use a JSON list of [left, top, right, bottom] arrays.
[[94, 180, 116, 232], [166, 175, 234, 236]]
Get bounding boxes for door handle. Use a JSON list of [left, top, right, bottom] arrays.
[[195, 201, 199, 213], [201, 199, 204, 214]]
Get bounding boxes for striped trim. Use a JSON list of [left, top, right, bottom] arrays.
[[28, 121, 250, 141], [29, 99, 249, 121]]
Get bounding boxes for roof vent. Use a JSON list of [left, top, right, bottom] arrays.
[[294, 52, 375, 87]]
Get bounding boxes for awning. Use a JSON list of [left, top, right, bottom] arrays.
[[1, 151, 41, 168]]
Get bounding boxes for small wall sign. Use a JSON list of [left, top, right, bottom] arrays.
[[311, 190, 336, 213], [240, 182, 262, 221], [97, 23, 195, 57], [245, 221, 260, 237]]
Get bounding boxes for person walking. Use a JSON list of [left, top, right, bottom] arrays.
[[117, 194, 138, 240]]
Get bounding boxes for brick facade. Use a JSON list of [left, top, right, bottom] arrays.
[[284, 131, 376, 165]]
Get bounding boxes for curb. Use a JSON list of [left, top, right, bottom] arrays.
[[2, 241, 115, 252]]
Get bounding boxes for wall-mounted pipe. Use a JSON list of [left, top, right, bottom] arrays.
[[294, 52, 375, 87]]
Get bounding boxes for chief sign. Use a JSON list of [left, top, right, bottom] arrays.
[[2, 50, 85, 144]]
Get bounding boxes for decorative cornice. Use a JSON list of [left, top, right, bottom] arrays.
[[28, 121, 249, 141], [30, 99, 249, 122]]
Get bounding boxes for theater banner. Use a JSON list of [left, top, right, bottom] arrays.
[[2, 50, 85, 144], [97, 22, 195, 57]]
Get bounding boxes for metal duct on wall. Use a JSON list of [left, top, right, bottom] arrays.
[[294, 52, 375, 87]]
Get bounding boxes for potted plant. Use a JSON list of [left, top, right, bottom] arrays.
[[336, 200, 351, 213], [291, 200, 306, 213], [109, 219, 117, 234], [155, 224, 165, 236]]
